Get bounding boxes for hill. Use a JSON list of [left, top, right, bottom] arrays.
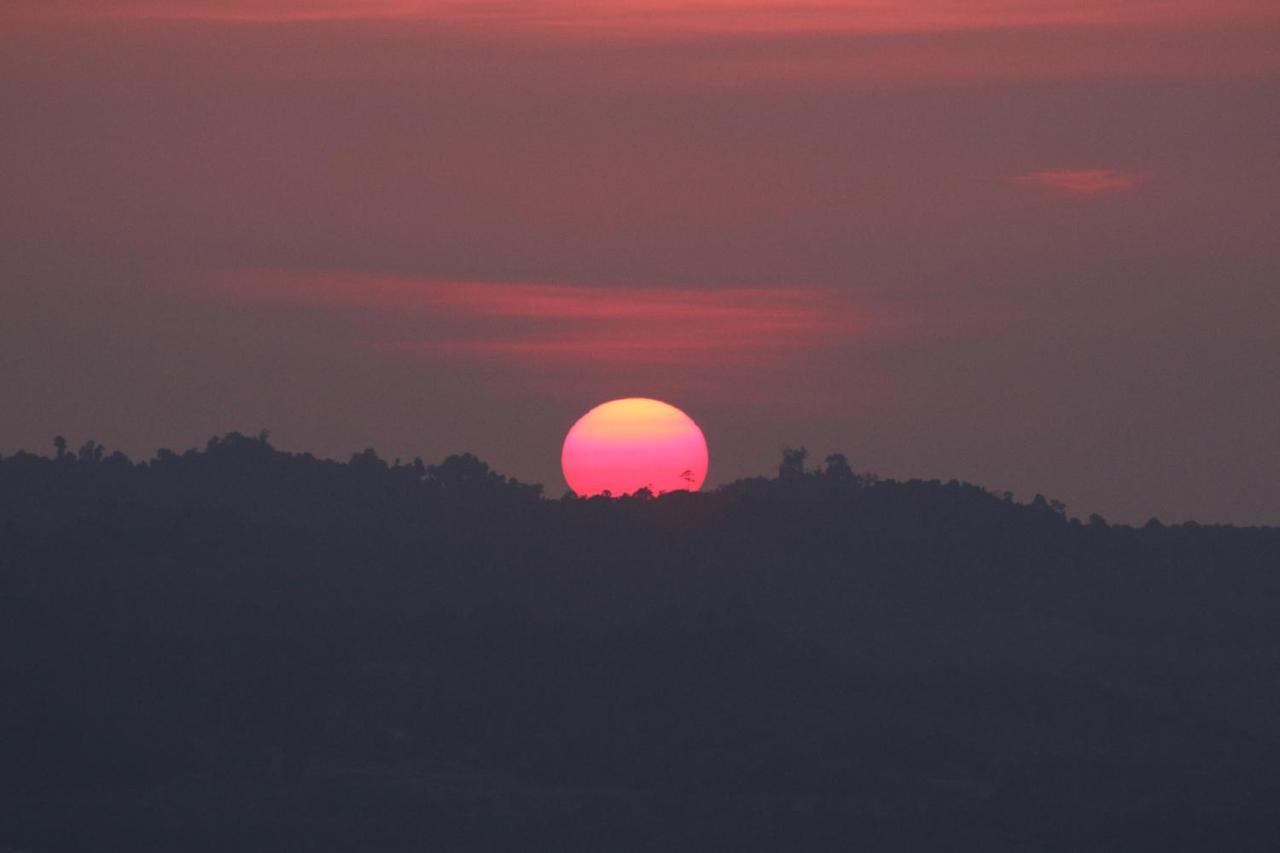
[[2, 433, 1279, 852]]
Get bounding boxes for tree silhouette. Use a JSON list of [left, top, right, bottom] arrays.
[[823, 452, 853, 480], [779, 446, 807, 479]]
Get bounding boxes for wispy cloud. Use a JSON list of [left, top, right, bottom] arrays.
[[1010, 168, 1152, 198], [215, 271, 861, 367], [10, 1, 1277, 33], [7, 2, 1277, 86]]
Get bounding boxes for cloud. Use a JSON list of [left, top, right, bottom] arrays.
[[214, 271, 862, 368], [1010, 169, 1152, 198], [6, 2, 1278, 87], [9, 1, 1277, 33]]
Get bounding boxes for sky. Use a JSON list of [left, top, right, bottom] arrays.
[[2, 1, 1278, 523]]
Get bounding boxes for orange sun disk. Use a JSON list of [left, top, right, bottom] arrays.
[[561, 398, 709, 497]]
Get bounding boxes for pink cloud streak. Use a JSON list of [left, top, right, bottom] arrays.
[[1010, 168, 1152, 198], [9, 1, 1278, 34], [215, 271, 861, 367], [6, 2, 1277, 86]]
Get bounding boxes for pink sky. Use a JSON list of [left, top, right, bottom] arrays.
[[2, 0, 1278, 522]]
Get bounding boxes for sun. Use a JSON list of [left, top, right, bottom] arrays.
[[561, 398, 709, 497]]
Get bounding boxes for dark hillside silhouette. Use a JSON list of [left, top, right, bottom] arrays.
[[2, 433, 1279, 852]]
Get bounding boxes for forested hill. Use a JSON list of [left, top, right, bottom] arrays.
[[3, 433, 1280, 852]]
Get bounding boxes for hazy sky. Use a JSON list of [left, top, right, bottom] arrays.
[[3, 1, 1278, 522]]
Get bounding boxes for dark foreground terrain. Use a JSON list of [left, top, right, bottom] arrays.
[[2, 434, 1279, 851]]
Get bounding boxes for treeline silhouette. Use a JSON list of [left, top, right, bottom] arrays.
[[2, 432, 1279, 852]]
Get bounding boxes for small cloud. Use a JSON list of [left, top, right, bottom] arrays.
[[1009, 168, 1151, 198]]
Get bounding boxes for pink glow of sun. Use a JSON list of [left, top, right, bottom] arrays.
[[561, 398, 709, 497]]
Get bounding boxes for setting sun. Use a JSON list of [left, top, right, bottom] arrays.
[[561, 398, 709, 497]]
